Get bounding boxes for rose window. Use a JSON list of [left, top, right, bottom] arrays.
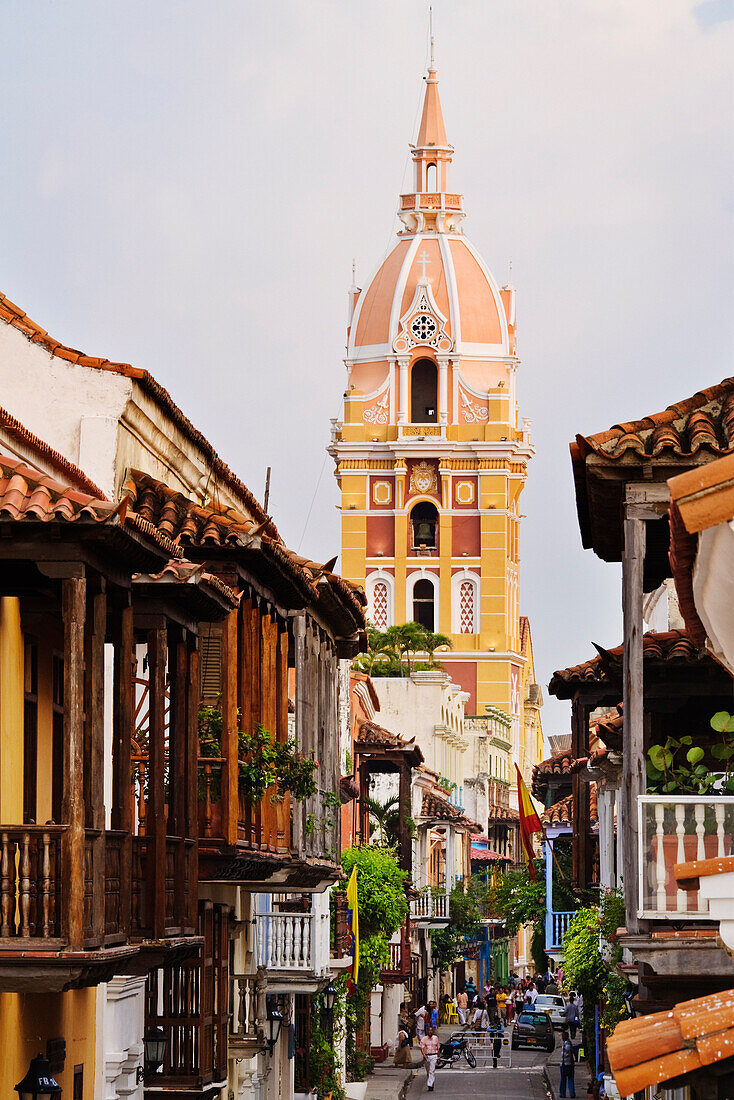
[[410, 314, 438, 343]]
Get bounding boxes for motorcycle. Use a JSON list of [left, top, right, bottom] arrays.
[[436, 1033, 477, 1069]]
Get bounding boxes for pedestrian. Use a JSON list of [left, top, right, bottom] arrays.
[[415, 1002, 428, 1041], [394, 1021, 411, 1067], [456, 987, 469, 1025], [560, 1029, 576, 1098], [565, 993, 580, 1040], [527, 981, 538, 1005], [420, 1025, 440, 1092], [488, 1016, 504, 1068], [485, 984, 497, 1016], [497, 986, 507, 1023], [536, 973, 546, 994], [471, 995, 485, 1029], [429, 1000, 439, 1029]]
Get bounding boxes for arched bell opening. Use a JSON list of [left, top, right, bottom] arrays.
[[410, 359, 438, 423], [410, 501, 439, 552]]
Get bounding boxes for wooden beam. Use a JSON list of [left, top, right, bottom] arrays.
[[147, 625, 167, 940], [111, 597, 133, 936], [221, 609, 238, 847], [622, 513, 646, 934], [85, 581, 106, 942], [61, 573, 86, 950], [186, 635, 200, 932]]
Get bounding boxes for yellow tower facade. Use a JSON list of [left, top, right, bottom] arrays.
[[330, 55, 534, 738]]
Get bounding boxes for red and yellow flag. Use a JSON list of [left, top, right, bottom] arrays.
[[515, 763, 543, 880]]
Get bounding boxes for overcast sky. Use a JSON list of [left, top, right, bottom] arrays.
[[2, 0, 734, 737]]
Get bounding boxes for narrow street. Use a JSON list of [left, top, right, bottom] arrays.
[[405, 1041, 551, 1100]]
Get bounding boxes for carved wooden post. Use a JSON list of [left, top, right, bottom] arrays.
[[85, 581, 107, 942], [186, 635, 200, 932], [147, 624, 167, 939], [622, 510, 646, 934], [221, 608, 239, 847], [112, 598, 134, 936], [62, 572, 86, 950]]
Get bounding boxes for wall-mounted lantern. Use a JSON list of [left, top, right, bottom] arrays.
[[14, 1055, 62, 1100], [260, 998, 284, 1056]]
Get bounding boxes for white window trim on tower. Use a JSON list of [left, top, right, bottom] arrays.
[[451, 570, 480, 634], [366, 571, 394, 630], [406, 568, 440, 630]]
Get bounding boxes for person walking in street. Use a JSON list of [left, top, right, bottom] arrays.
[[471, 994, 485, 1030], [565, 993, 580, 1040], [488, 1015, 504, 1068], [497, 986, 507, 1023], [394, 1021, 411, 1067], [415, 1002, 428, 1042], [560, 1029, 576, 1098], [457, 987, 469, 1025], [420, 1025, 440, 1092]]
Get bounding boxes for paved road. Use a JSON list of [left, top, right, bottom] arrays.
[[405, 1043, 550, 1100]]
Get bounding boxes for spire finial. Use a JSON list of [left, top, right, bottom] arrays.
[[429, 5, 435, 70]]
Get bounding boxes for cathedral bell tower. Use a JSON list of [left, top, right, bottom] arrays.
[[330, 50, 533, 722]]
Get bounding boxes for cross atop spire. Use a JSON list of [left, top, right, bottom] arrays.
[[429, 5, 435, 70]]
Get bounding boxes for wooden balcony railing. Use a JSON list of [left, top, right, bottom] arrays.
[[197, 756, 290, 855], [639, 795, 734, 919], [0, 826, 65, 941], [381, 921, 411, 984], [332, 890, 349, 958], [0, 824, 193, 950], [547, 910, 575, 949]]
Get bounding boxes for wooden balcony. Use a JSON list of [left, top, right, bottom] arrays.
[[381, 921, 411, 984]]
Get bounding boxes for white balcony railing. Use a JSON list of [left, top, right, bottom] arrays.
[[411, 892, 450, 922], [256, 913, 314, 970], [638, 795, 734, 919]]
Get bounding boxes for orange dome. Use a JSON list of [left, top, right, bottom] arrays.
[[349, 233, 509, 360]]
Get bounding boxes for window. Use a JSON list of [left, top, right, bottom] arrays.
[[411, 359, 437, 422], [411, 501, 438, 550], [426, 163, 437, 192], [413, 578, 435, 631], [372, 580, 389, 629], [459, 580, 475, 634]]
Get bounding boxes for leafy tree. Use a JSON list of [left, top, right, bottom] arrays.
[[384, 622, 428, 675], [431, 880, 486, 972], [364, 795, 400, 846], [423, 631, 453, 663], [339, 846, 409, 1081], [489, 861, 547, 934]]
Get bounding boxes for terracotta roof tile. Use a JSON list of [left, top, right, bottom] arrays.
[[541, 787, 598, 829], [576, 378, 734, 464], [487, 804, 519, 823], [421, 789, 481, 831], [355, 719, 422, 762], [549, 631, 705, 700], [0, 292, 276, 538], [123, 469, 366, 630], [608, 988, 734, 1095], [531, 751, 574, 799], [0, 453, 178, 561], [133, 560, 239, 611]]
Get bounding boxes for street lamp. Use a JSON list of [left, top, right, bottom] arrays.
[[144, 1027, 167, 1073], [322, 984, 338, 1014], [14, 1055, 61, 1100], [260, 999, 284, 1056]]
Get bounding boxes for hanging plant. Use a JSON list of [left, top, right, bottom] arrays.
[[238, 724, 318, 803]]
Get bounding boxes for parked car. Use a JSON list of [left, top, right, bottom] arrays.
[[511, 1010, 556, 1052], [534, 993, 568, 1028]]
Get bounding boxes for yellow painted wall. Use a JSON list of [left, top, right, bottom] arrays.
[[0, 989, 97, 1100]]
